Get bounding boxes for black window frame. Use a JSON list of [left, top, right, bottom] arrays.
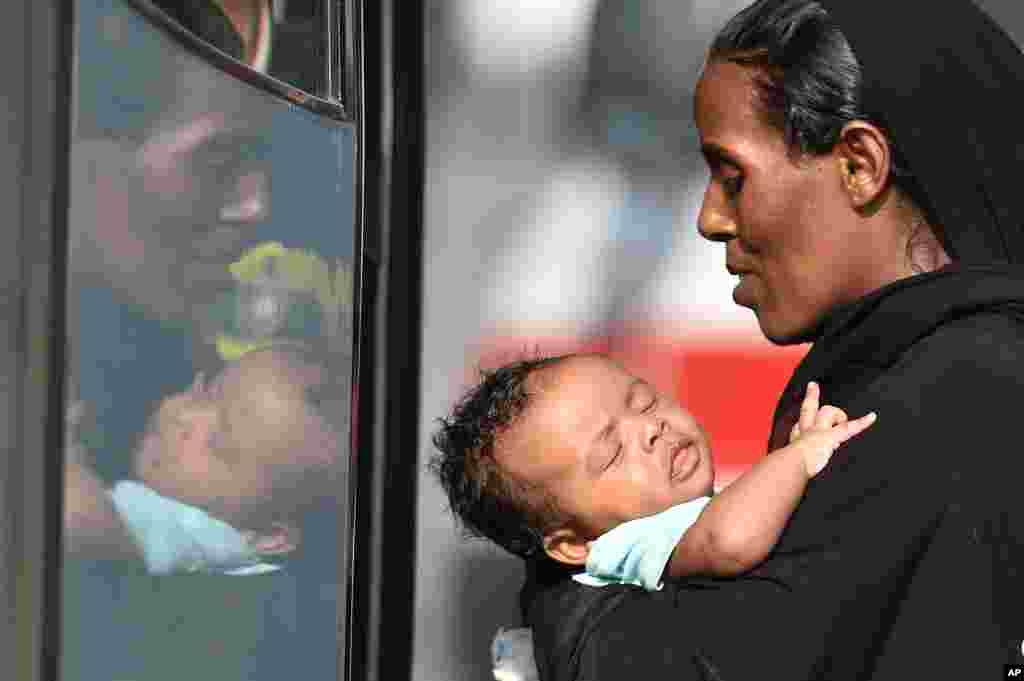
[[1, 0, 424, 680], [127, 0, 355, 120]]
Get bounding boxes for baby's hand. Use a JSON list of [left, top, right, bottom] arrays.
[[788, 382, 876, 477]]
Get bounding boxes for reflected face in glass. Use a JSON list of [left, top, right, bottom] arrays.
[[499, 355, 714, 539], [135, 348, 339, 529], [694, 60, 868, 344], [74, 11, 274, 327], [136, 106, 272, 321], [138, 1, 274, 291]]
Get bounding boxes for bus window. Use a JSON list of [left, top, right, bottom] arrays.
[[61, 1, 356, 679], [144, 0, 337, 101]]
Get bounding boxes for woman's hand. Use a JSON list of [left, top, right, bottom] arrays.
[[789, 382, 877, 477]]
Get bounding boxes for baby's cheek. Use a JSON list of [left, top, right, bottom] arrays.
[[559, 483, 600, 535], [591, 488, 639, 531], [134, 432, 165, 481]]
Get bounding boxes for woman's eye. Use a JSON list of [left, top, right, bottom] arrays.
[[722, 174, 744, 199], [643, 397, 658, 414]]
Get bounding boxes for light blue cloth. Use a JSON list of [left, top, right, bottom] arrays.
[[573, 496, 712, 591], [492, 627, 540, 681], [108, 481, 282, 576]]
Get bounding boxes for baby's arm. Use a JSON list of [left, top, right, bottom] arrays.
[[667, 382, 875, 577]]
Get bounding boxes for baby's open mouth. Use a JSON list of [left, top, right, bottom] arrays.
[[669, 440, 699, 482]]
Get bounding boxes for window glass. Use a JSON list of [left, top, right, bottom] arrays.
[[62, 1, 355, 679], [148, 0, 332, 99]]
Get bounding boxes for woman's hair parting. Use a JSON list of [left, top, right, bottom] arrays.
[[709, 0, 934, 224], [429, 355, 569, 558]]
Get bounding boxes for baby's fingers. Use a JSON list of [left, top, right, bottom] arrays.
[[799, 382, 820, 433], [813, 405, 849, 429], [833, 411, 878, 444]]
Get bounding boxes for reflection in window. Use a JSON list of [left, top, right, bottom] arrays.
[[62, 0, 355, 679], [150, 0, 330, 97]]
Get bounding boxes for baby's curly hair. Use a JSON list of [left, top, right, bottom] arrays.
[[429, 355, 571, 558]]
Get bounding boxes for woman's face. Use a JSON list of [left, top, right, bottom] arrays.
[[694, 59, 890, 344]]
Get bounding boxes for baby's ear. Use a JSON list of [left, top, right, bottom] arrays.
[[542, 527, 591, 566]]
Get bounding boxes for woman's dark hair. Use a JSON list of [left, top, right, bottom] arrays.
[[429, 355, 570, 558], [709, 0, 934, 226]]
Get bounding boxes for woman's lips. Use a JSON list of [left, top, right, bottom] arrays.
[[670, 442, 700, 483], [732, 273, 756, 308]]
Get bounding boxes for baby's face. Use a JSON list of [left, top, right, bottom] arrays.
[[500, 354, 714, 539], [135, 348, 339, 525]]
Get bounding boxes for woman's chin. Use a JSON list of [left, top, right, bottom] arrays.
[[754, 310, 809, 346]]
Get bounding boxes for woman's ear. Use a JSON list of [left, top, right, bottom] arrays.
[[543, 527, 591, 566], [836, 121, 892, 213]]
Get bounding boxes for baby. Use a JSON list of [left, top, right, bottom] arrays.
[[65, 346, 343, 575], [431, 353, 875, 589]]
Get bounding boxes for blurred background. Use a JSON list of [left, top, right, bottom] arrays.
[[39, 0, 1024, 679], [414, 1, 1024, 676], [415, 1, 805, 679]]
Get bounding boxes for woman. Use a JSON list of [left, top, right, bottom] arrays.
[[521, 1, 1024, 679]]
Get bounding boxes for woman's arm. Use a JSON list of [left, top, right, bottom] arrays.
[[667, 383, 876, 577], [64, 459, 143, 560], [63, 401, 142, 561]]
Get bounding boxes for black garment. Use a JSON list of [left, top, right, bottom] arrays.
[[819, 0, 1024, 264], [523, 265, 1024, 680], [62, 501, 341, 681], [524, 1, 1024, 677]]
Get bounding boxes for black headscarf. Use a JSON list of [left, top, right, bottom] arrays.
[[817, 0, 1024, 264]]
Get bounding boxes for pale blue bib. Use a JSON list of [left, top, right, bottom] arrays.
[[108, 481, 283, 576], [573, 495, 712, 591]]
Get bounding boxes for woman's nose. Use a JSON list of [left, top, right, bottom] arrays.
[[220, 169, 269, 222], [697, 187, 737, 243]]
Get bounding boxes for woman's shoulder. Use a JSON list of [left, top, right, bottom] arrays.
[[858, 304, 1024, 456], [902, 306, 1024, 372], [825, 301, 1024, 432]]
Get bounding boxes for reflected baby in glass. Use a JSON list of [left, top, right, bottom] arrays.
[[65, 346, 340, 574], [432, 354, 875, 588]]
